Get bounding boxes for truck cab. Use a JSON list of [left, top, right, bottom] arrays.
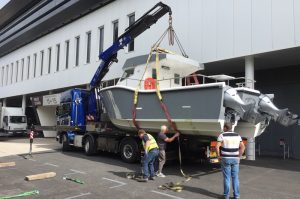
[[0, 107, 27, 135]]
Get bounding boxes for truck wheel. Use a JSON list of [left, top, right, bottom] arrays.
[[84, 136, 96, 156], [120, 139, 139, 163], [62, 133, 72, 151]]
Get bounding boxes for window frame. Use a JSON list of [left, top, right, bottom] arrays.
[[86, 31, 91, 64], [112, 20, 119, 42], [65, 40, 70, 69], [21, 58, 24, 81], [1, 66, 4, 86], [56, 44, 60, 72], [98, 26, 104, 54], [27, 56, 30, 79], [6, 65, 9, 85], [16, 61, 19, 82], [10, 63, 14, 84], [75, 36, 80, 66], [48, 47, 52, 74], [33, 53, 37, 78], [128, 13, 135, 52], [40, 50, 44, 76], [152, 68, 157, 79], [174, 73, 180, 85]]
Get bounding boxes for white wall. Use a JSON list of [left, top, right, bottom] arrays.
[[0, 0, 300, 99]]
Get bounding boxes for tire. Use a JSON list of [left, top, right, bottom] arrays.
[[120, 138, 140, 163], [62, 133, 72, 151], [84, 136, 96, 156]]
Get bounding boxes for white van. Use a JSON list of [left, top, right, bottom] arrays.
[[0, 107, 27, 135]]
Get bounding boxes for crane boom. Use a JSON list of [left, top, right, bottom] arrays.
[[90, 2, 172, 88]]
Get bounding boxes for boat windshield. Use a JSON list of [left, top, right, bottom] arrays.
[[10, 116, 27, 123], [120, 68, 135, 81]]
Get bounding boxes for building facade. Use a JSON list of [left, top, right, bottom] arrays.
[[0, 0, 300, 158]]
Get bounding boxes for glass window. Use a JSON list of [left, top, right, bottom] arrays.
[[128, 13, 135, 52], [48, 48, 51, 73], [56, 44, 60, 71], [152, 68, 157, 79], [3, 116, 8, 125], [99, 26, 104, 54], [56, 103, 71, 117], [75, 36, 80, 66], [120, 68, 135, 81], [21, 58, 24, 81], [10, 116, 27, 123], [174, 73, 180, 84], [40, 50, 44, 76], [113, 20, 119, 42], [16, 61, 19, 82], [27, 56, 30, 79], [6, 65, 9, 85], [33, 53, 37, 78], [65, 40, 69, 69], [1, 67, 4, 86], [10, 63, 13, 84], [86, 32, 91, 63]]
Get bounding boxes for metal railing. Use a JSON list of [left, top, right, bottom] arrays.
[[101, 74, 256, 89]]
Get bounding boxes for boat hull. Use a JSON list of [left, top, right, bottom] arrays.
[[100, 83, 226, 136]]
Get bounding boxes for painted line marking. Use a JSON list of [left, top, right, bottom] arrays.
[[102, 177, 126, 188], [44, 163, 59, 167], [182, 105, 191, 109], [64, 172, 77, 176], [64, 192, 91, 199], [136, 107, 143, 110], [151, 190, 184, 199], [70, 169, 86, 174], [28, 158, 36, 162], [0, 167, 17, 171]]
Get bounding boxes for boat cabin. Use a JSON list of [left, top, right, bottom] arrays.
[[117, 53, 204, 89]]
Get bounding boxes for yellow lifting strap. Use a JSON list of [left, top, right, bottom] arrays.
[[133, 51, 154, 105], [155, 50, 163, 101]]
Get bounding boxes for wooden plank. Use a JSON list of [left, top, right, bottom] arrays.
[[24, 172, 56, 181], [0, 162, 16, 168]]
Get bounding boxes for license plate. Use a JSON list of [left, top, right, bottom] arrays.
[[210, 158, 219, 163]]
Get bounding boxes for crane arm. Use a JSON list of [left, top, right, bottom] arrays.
[[90, 2, 171, 88]]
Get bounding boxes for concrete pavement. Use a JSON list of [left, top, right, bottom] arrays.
[[0, 138, 300, 199]]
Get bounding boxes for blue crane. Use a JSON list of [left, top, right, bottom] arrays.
[[90, 2, 172, 88]]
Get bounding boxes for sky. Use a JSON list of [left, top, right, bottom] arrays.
[[0, 0, 10, 10]]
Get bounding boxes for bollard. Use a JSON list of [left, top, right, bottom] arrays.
[[246, 137, 255, 160]]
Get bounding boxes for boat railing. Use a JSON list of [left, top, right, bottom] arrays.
[[101, 74, 256, 89]]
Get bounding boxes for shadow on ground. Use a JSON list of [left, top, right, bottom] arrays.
[[182, 185, 223, 198], [241, 156, 300, 172]]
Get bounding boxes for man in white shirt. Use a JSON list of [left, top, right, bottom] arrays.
[[216, 123, 245, 199]]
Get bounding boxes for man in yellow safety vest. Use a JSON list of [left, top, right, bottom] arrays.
[[138, 129, 159, 182]]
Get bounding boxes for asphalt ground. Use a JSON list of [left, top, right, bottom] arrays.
[[1, 138, 300, 199]]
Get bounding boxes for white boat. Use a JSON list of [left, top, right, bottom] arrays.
[[99, 51, 297, 138]]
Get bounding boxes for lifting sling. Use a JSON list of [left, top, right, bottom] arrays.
[[131, 20, 192, 191]]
